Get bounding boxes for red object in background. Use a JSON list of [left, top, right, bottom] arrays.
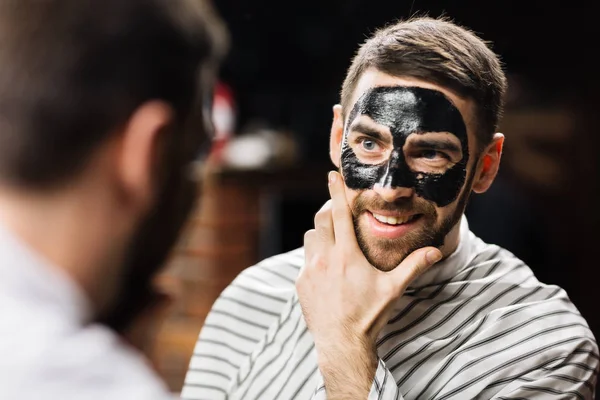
[[209, 82, 236, 164]]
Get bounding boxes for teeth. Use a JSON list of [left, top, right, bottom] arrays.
[[372, 213, 414, 225]]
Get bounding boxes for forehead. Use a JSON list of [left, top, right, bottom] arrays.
[[346, 68, 476, 134]]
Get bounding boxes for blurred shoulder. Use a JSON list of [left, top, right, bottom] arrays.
[[0, 321, 172, 400]]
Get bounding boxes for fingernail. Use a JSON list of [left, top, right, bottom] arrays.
[[426, 249, 442, 264], [328, 171, 337, 184]]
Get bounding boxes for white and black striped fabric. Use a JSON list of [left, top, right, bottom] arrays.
[[181, 217, 598, 400]]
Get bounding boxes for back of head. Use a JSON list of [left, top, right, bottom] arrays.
[[0, 0, 229, 332], [0, 0, 227, 189], [341, 16, 507, 151]]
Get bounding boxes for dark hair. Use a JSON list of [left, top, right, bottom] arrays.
[[0, 0, 227, 188], [341, 16, 507, 150]]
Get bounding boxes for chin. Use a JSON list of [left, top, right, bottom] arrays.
[[358, 237, 411, 272], [355, 220, 442, 272], [369, 250, 410, 271], [371, 259, 404, 272]]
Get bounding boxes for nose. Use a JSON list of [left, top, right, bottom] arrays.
[[372, 183, 414, 203]]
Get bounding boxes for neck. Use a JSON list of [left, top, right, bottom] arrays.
[[0, 181, 128, 317]]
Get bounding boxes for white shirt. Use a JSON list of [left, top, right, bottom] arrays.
[[182, 216, 599, 400], [0, 222, 175, 400]]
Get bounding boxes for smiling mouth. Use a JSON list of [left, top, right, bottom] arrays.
[[370, 212, 421, 226]]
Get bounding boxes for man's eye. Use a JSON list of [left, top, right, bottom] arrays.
[[361, 139, 378, 151], [420, 150, 448, 160]]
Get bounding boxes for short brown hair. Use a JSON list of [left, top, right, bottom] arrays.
[[341, 16, 507, 150], [0, 0, 227, 188]]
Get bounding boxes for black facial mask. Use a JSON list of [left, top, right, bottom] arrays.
[[341, 86, 469, 207]]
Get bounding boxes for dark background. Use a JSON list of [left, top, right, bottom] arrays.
[[213, 0, 600, 342]]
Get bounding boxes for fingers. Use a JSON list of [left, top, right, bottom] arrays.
[[389, 247, 442, 293], [327, 171, 359, 251], [314, 199, 335, 245]]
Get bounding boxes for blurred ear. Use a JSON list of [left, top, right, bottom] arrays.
[[472, 133, 504, 193], [329, 104, 345, 168], [117, 101, 174, 213]]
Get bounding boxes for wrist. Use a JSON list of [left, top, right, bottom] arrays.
[[315, 335, 378, 398], [317, 336, 376, 364]]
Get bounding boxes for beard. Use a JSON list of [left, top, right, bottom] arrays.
[[351, 172, 474, 272], [97, 146, 199, 333], [95, 74, 214, 333]]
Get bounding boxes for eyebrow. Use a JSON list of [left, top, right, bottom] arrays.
[[348, 122, 389, 142], [410, 138, 462, 153]]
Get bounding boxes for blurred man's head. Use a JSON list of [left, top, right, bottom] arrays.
[[329, 17, 507, 271], [0, 0, 227, 330]]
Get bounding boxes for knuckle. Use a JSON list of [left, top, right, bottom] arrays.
[[317, 227, 331, 241], [317, 199, 332, 211], [313, 207, 331, 227], [303, 229, 316, 244], [311, 254, 328, 270]]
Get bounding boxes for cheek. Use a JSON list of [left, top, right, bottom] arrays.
[[341, 145, 385, 190], [432, 202, 453, 221], [427, 162, 475, 217], [343, 187, 359, 209], [414, 165, 466, 207]]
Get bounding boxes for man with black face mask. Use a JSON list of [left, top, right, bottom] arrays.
[[183, 16, 598, 400], [0, 0, 227, 398]]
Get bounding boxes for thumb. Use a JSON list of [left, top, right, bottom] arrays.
[[389, 247, 442, 292]]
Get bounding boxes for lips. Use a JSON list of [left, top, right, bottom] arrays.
[[363, 211, 422, 240]]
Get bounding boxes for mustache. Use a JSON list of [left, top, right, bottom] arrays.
[[351, 192, 437, 216]]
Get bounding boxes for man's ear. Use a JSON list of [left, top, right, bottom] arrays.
[[472, 133, 504, 194], [117, 101, 174, 213], [329, 104, 345, 168]]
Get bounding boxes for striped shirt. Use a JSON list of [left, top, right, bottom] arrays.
[[182, 217, 599, 399]]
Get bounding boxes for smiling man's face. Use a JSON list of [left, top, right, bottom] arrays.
[[330, 69, 483, 271]]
